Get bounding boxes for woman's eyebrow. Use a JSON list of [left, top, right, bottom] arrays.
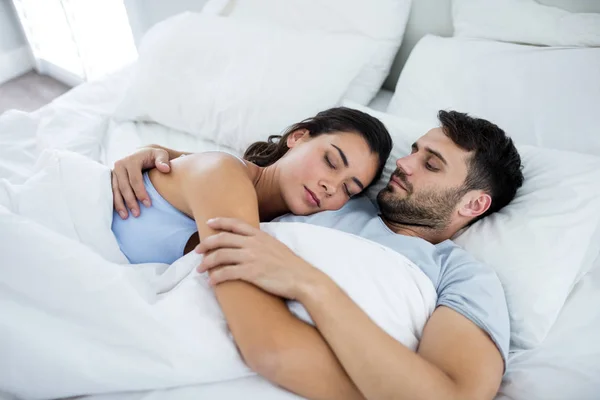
[[330, 144, 364, 189], [331, 144, 348, 167]]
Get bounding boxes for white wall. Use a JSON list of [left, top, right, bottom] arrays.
[[0, 0, 32, 84], [123, 0, 210, 45], [0, 0, 24, 52]]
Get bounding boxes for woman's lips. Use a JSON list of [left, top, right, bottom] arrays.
[[304, 186, 320, 207]]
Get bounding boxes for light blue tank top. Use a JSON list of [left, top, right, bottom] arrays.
[[111, 172, 197, 264]]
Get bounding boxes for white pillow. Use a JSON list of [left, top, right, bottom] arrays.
[[452, 0, 600, 47], [114, 12, 372, 152], [262, 222, 437, 351], [203, 0, 412, 105], [340, 104, 600, 349], [455, 146, 600, 349], [387, 35, 600, 156]]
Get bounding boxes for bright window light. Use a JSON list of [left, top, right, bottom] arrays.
[[13, 0, 137, 82]]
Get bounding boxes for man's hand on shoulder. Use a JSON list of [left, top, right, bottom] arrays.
[[112, 145, 176, 219]]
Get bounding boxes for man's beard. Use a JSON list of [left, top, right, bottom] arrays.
[[377, 173, 466, 230]]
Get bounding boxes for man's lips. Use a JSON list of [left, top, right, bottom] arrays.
[[390, 175, 408, 191], [305, 186, 321, 207]]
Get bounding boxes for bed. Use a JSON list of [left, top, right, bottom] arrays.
[[1, 1, 600, 399]]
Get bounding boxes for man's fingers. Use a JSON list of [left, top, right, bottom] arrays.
[[154, 150, 171, 173], [207, 265, 243, 286], [196, 232, 245, 254], [116, 167, 140, 217], [206, 218, 259, 236], [128, 169, 151, 208], [112, 172, 128, 219], [198, 249, 245, 272]]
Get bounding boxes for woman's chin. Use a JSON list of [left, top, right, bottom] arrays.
[[288, 202, 314, 216]]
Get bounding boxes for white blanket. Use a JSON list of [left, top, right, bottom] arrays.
[[0, 150, 436, 399]]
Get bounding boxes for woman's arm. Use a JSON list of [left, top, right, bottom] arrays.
[[166, 153, 363, 400]]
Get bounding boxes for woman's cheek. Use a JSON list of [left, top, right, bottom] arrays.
[[325, 195, 348, 211]]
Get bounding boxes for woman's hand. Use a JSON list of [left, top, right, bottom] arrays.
[[196, 218, 322, 300]]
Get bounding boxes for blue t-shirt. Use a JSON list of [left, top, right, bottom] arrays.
[[276, 196, 510, 364]]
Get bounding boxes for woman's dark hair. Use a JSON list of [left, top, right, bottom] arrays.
[[244, 107, 393, 189], [438, 110, 524, 223]]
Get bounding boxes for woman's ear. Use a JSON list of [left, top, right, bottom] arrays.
[[286, 129, 310, 149]]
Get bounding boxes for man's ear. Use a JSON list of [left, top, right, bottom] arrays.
[[286, 129, 310, 149], [458, 191, 492, 219]]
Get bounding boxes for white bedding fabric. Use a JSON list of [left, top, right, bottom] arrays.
[[114, 12, 377, 152], [0, 125, 435, 398], [1, 68, 600, 399], [387, 35, 600, 157], [453, 0, 600, 47], [206, 0, 412, 104]]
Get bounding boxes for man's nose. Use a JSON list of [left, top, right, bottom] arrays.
[[396, 156, 415, 175]]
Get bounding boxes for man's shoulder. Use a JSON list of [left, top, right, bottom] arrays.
[[434, 240, 510, 363], [433, 239, 505, 293], [435, 240, 488, 274]]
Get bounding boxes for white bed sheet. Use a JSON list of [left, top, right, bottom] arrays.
[[1, 71, 599, 400]]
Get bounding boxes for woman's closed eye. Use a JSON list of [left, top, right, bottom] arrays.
[[324, 154, 336, 169], [343, 183, 354, 198]]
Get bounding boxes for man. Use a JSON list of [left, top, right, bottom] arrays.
[[112, 110, 524, 400]]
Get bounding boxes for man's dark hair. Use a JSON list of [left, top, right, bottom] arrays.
[[438, 110, 524, 224]]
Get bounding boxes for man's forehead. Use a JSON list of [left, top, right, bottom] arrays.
[[417, 128, 472, 161]]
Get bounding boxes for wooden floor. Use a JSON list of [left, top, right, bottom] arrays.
[[0, 70, 71, 115]]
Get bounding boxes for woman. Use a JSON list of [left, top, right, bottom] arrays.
[[111, 107, 393, 265]]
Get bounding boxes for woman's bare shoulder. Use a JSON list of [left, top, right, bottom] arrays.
[[149, 151, 256, 215], [175, 151, 249, 176]]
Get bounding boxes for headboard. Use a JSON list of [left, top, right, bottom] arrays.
[[382, 0, 600, 91]]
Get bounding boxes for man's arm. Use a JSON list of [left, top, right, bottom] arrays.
[[200, 218, 504, 400], [112, 145, 190, 219], [299, 271, 504, 400], [146, 143, 190, 160]]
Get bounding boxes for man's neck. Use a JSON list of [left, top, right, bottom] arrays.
[[381, 217, 453, 244]]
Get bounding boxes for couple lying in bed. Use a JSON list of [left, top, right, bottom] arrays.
[[111, 107, 523, 400]]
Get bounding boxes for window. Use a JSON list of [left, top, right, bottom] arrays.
[[12, 0, 137, 84]]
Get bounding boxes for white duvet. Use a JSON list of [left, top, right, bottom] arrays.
[[0, 149, 436, 399]]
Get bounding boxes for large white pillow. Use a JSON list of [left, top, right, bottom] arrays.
[[262, 222, 437, 351], [340, 105, 600, 350], [202, 0, 412, 105], [387, 35, 600, 156], [114, 12, 373, 152], [453, 0, 600, 47], [455, 147, 600, 349]]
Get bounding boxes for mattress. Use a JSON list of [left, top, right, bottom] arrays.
[[1, 70, 599, 400]]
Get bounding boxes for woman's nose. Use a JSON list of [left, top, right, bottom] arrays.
[[321, 181, 337, 197]]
